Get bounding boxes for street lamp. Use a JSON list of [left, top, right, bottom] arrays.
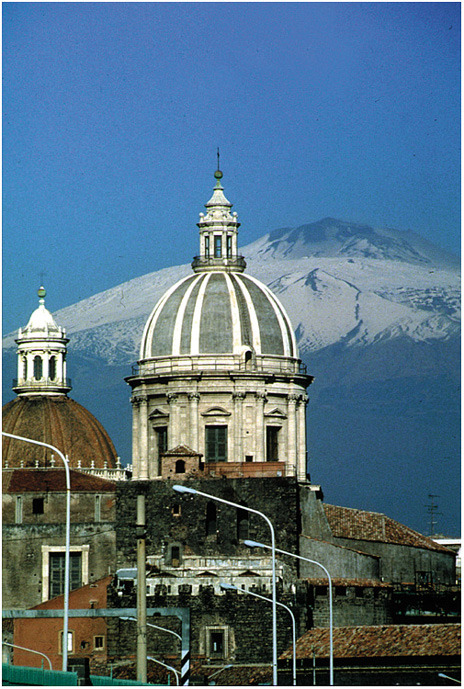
[[438, 673, 461, 684], [208, 663, 233, 684], [220, 582, 296, 686], [2, 432, 70, 672], [121, 616, 182, 643], [148, 656, 180, 685], [244, 539, 334, 686], [2, 641, 52, 670], [172, 485, 278, 686]]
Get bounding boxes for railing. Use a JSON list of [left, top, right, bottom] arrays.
[[191, 255, 247, 271], [12, 378, 72, 388], [130, 357, 306, 378]]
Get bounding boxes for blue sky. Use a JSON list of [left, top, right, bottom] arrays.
[[3, 2, 461, 334]]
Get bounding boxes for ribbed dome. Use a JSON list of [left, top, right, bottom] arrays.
[[2, 396, 118, 469], [140, 270, 297, 360]]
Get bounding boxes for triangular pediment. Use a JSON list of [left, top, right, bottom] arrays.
[[149, 408, 169, 420], [264, 408, 287, 419]]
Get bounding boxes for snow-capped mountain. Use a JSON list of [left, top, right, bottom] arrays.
[[3, 218, 459, 364], [2, 219, 460, 536]]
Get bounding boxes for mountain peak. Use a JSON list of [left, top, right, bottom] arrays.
[[257, 218, 459, 268]]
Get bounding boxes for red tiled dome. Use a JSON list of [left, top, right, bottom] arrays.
[[2, 395, 118, 469]]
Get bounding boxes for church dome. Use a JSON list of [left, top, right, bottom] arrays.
[[140, 270, 297, 359], [139, 169, 297, 364], [2, 396, 118, 469]]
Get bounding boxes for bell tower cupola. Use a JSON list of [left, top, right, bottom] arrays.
[[192, 166, 246, 273], [13, 286, 71, 396]]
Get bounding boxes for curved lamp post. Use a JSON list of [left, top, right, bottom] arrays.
[[2, 641, 52, 670], [245, 539, 333, 686], [172, 484, 278, 686], [148, 655, 180, 685], [2, 432, 70, 672], [207, 663, 233, 684], [221, 582, 296, 686]]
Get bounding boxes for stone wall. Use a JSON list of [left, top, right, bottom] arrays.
[[115, 477, 300, 565], [107, 581, 311, 664]]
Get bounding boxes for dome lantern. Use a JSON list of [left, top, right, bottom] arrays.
[[13, 286, 71, 396], [192, 169, 246, 273]]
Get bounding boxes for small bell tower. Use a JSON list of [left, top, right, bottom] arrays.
[[13, 286, 71, 396]]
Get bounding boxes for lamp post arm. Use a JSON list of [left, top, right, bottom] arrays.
[[221, 585, 296, 686], [245, 540, 334, 686], [173, 486, 278, 686], [2, 641, 53, 670], [2, 432, 70, 673], [147, 621, 182, 643], [147, 656, 179, 685]]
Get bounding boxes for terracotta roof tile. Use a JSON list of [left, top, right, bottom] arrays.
[[324, 504, 451, 552], [5, 468, 116, 493], [280, 624, 461, 660]]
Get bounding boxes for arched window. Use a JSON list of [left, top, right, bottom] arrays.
[[175, 459, 186, 474], [33, 356, 43, 380], [206, 501, 217, 536], [237, 506, 249, 540], [49, 356, 56, 381]]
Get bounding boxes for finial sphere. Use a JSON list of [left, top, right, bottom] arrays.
[[214, 169, 223, 180], [38, 286, 46, 299]]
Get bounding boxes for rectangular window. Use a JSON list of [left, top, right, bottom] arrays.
[[205, 235, 210, 258], [214, 235, 222, 258], [32, 497, 44, 515], [207, 628, 228, 659], [266, 427, 280, 461], [205, 425, 227, 462], [15, 496, 23, 524], [60, 630, 74, 655], [94, 635, 105, 651], [226, 235, 232, 258], [50, 552, 82, 598], [156, 426, 168, 456]]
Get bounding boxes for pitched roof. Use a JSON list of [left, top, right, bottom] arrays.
[[163, 445, 202, 457], [324, 503, 451, 553], [4, 468, 116, 493], [280, 624, 461, 660]]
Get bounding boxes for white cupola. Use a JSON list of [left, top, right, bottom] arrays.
[[192, 168, 246, 273], [13, 286, 71, 396]]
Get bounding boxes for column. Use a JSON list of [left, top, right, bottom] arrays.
[[297, 394, 308, 482], [286, 394, 298, 476], [138, 395, 149, 480], [233, 392, 245, 462], [189, 393, 200, 452], [255, 392, 267, 462], [167, 393, 179, 449]]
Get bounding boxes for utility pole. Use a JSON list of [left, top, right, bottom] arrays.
[[136, 495, 147, 684]]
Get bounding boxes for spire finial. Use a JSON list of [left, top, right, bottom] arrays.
[[214, 147, 223, 182], [38, 285, 46, 302]]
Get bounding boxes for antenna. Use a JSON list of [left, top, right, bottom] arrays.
[[425, 493, 442, 536]]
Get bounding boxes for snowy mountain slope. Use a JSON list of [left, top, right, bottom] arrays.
[[2, 220, 460, 365], [246, 217, 460, 268]]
